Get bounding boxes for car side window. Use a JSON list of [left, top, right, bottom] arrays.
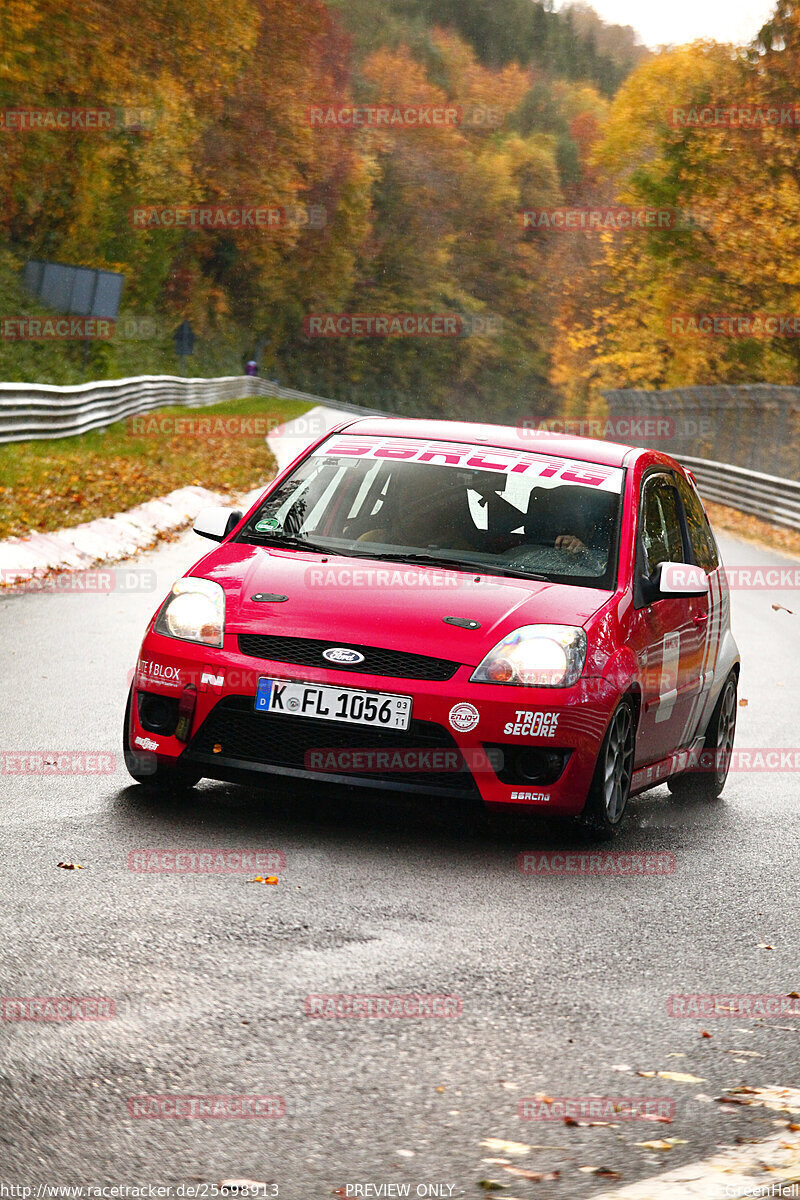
[[675, 474, 719, 572], [640, 475, 685, 576]]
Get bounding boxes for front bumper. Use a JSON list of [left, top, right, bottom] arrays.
[[128, 632, 620, 815]]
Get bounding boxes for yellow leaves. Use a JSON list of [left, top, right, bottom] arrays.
[[0, 395, 305, 539], [637, 1071, 706, 1083], [717, 1087, 800, 1114], [634, 1138, 688, 1151], [481, 1140, 531, 1157]]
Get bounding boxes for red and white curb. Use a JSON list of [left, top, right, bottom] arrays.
[[0, 405, 346, 588], [589, 1127, 800, 1199]]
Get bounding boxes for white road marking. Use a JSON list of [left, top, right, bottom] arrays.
[[588, 1126, 800, 1199]]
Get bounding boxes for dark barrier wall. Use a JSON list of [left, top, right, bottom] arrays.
[[604, 385, 800, 482]]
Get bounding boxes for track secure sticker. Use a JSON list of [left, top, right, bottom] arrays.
[[503, 710, 559, 738], [255, 516, 281, 532], [449, 702, 480, 732]]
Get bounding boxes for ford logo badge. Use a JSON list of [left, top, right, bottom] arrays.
[[322, 647, 365, 665]]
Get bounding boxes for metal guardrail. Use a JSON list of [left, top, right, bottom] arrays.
[[1, 374, 799, 532], [681, 455, 800, 532], [0, 374, 382, 444]]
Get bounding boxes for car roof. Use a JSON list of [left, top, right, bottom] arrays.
[[338, 416, 646, 469]]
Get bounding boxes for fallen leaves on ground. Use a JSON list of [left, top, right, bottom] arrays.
[[578, 1167, 621, 1178], [716, 1087, 800, 1114], [634, 1138, 688, 1151], [481, 1140, 530, 1156], [739, 698, 749, 707], [772, 604, 793, 614], [478, 1182, 508, 1191], [57, 861, 83, 869], [502, 1167, 560, 1181], [0, 397, 304, 538], [637, 1071, 706, 1083], [246, 876, 278, 885], [757, 942, 775, 949], [564, 1116, 618, 1127]]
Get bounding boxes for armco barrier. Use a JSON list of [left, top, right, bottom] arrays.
[[681, 455, 800, 531], [0, 375, 382, 444], [1, 375, 799, 531]]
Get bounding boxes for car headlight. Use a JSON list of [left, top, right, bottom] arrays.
[[154, 577, 225, 647], [470, 624, 587, 687]]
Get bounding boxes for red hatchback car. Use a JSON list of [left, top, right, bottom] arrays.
[[124, 417, 740, 835]]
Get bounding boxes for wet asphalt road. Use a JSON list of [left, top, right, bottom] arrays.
[[1, 527, 798, 1198]]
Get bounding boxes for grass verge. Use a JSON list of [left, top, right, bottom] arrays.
[[0, 394, 311, 539]]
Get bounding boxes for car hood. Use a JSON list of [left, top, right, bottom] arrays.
[[200, 544, 611, 666]]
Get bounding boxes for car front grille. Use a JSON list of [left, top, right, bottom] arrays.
[[187, 695, 479, 795], [237, 634, 460, 682]]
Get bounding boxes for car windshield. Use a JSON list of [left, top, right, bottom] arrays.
[[238, 434, 624, 588]]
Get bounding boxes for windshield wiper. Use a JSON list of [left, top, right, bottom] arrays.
[[241, 532, 342, 554], [368, 549, 551, 582]]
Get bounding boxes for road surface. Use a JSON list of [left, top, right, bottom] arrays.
[[1, 524, 798, 1198]]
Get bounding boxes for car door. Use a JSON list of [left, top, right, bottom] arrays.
[[629, 472, 704, 766], [673, 471, 724, 747]]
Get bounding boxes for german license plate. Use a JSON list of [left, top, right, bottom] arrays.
[[254, 678, 412, 731]]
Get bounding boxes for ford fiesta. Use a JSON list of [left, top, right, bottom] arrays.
[[124, 417, 740, 835]]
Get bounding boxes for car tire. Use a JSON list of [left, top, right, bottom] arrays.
[[123, 686, 200, 791], [578, 697, 636, 839], [667, 671, 737, 801]]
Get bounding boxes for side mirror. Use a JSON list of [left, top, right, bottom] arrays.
[[193, 507, 243, 542], [656, 561, 709, 598]]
